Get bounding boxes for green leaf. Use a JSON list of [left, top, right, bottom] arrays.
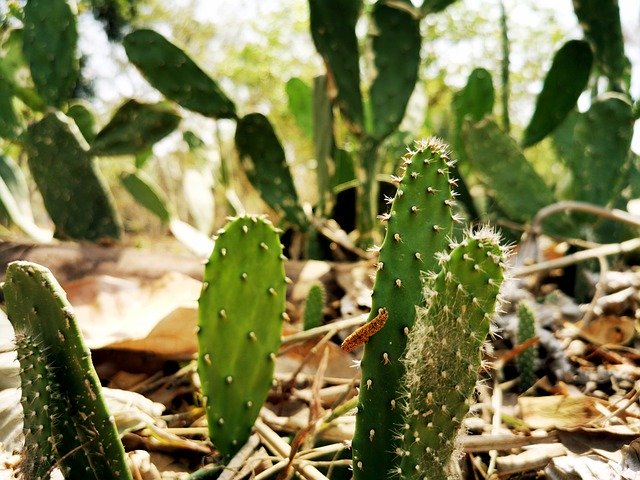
[[121, 171, 172, 223]]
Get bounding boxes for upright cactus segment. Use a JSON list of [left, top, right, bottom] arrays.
[[308, 0, 364, 134], [90, 99, 181, 157], [516, 302, 538, 391], [369, 1, 421, 141], [303, 283, 326, 331], [197, 215, 286, 458], [123, 29, 236, 119], [3, 261, 132, 480], [398, 227, 507, 479], [235, 113, 308, 230], [572, 0, 627, 89], [22, 0, 78, 107], [26, 112, 122, 241], [352, 139, 456, 479]]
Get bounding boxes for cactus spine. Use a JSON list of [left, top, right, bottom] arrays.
[[197, 215, 286, 458], [398, 227, 507, 479], [3, 261, 132, 480], [352, 139, 456, 479]]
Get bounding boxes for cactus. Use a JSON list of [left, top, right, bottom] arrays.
[[398, 227, 507, 479], [352, 138, 456, 479], [235, 113, 308, 230], [22, 0, 78, 108], [26, 112, 123, 241], [285, 77, 314, 138], [123, 29, 236, 119], [572, 0, 628, 90], [0, 76, 23, 140], [308, 0, 364, 134], [565, 93, 633, 207], [121, 171, 173, 224], [3, 261, 132, 480], [66, 101, 97, 143], [90, 99, 181, 157], [516, 302, 537, 391], [197, 215, 286, 458], [303, 283, 326, 331], [369, 1, 421, 141], [521, 40, 593, 148], [462, 117, 557, 226]]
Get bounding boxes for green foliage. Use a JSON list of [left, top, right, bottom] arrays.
[[235, 113, 308, 230], [123, 29, 237, 119], [66, 101, 97, 142], [121, 170, 172, 223], [353, 139, 455, 479], [303, 283, 325, 331], [522, 40, 593, 148], [4, 261, 132, 480], [197, 215, 286, 458], [0, 77, 23, 140], [399, 227, 506, 479], [22, 0, 78, 107], [90, 99, 181, 156], [516, 302, 537, 391], [421, 0, 460, 15], [26, 112, 122, 241]]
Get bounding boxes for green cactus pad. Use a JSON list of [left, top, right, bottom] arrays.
[[4, 261, 132, 480], [235, 113, 308, 230], [516, 302, 538, 391], [369, 1, 421, 141], [421, 0, 459, 15], [0, 77, 23, 140], [121, 171, 173, 223], [26, 112, 122, 241], [573, 0, 627, 88], [566, 93, 634, 207], [66, 101, 97, 143], [22, 0, 78, 107], [90, 99, 181, 156], [398, 227, 507, 479], [309, 0, 364, 134], [522, 40, 593, 148], [352, 138, 456, 479], [285, 77, 313, 138], [198, 215, 286, 458], [462, 117, 556, 225], [123, 29, 236, 119]]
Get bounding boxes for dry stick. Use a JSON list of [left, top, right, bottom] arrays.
[[581, 255, 609, 326], [284, 330, 336, 392], [513, 237, 640, 278], [254, 418, 329, 480], [486, 374, 503, 476], [217, 433, 261, 480]]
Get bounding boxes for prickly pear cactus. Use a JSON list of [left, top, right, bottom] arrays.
[[521, 39, 593, 148], [123, 29, 236, 119], [308, 0, 364, 134], [197, 215, 286, 458], [22, 0, 78, 107], [3, 261, 132, 480], [90, 99, 181, 157], [398, 227, 507, 479], [26, 111, 122, 241], [121, 171, 173, 223], [352, 138, 456, 479], [369, 1, 421, 141], [235, 113, 308, 230], [516, 302, 538, 391]]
